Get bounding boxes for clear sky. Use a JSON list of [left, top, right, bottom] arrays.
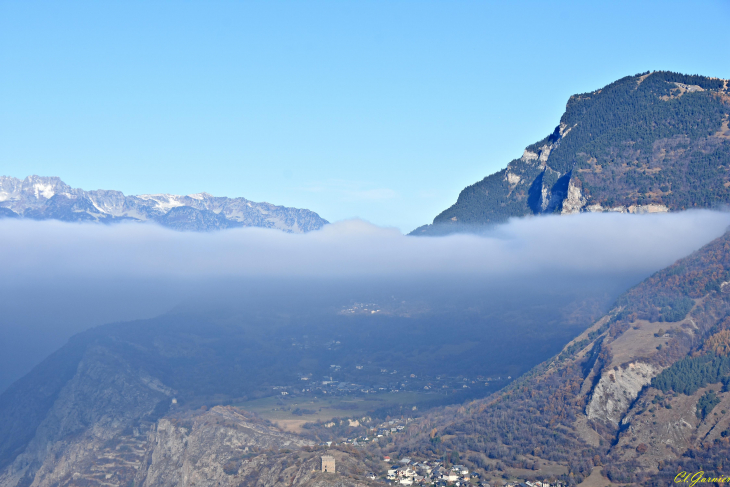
[[1, 1, 729, 232]]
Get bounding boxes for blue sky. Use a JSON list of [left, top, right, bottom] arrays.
[[2, 1, 729, 232]]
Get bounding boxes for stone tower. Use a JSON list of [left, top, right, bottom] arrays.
[[321, 455, 335, 473]]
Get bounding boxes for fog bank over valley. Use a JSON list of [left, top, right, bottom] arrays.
[[2, 210, 729, 279], [1, 210, 729, 393]]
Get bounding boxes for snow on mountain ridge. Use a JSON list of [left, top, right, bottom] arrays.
[[0, 175, 328, 233], [135, 194, 188, 211]]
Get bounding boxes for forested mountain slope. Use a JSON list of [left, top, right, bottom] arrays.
[[413, 71, 730, 235], [387, 230, 730, 485]]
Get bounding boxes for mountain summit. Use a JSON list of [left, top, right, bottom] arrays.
[[0, 175, 328, 233], [413, 71, 730, 235]]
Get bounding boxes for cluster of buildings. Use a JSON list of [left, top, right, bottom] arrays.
[[374, 418, 408, 437], [318, 429, 566, 487], [386, 459, 473, 485], [277, 360, 513, 401], [339, 302, 382, 315], [381, 457, 566, 487], [503, 482, 565, 487], [317, 418, 413, 448], [290, 374, 507, 398]]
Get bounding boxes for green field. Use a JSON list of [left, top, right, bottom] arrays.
[[234, 391, 440, 429]]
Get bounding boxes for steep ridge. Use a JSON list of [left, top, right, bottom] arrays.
[[0, 321, 372, 487], [412, 71, 730, 235], [389, 230, 730, 485], [0, 175, 328, 233]]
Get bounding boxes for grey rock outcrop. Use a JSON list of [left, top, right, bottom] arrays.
[[586, 362, 661, 426], [0, 344, 174, 487]]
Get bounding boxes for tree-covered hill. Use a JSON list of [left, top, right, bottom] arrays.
[[412, 71, 730, 235], [385, 230, 730, 485]]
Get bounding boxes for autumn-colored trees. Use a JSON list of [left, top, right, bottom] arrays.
[[705, 330, 730, 356]]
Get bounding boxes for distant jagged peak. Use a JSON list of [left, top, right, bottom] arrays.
[[136, 192, 216, 201], [0, 175, 74, 201], [185, 192, 214, 200]]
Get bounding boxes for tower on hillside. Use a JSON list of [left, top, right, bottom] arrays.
[[321, 455, 335, 473]]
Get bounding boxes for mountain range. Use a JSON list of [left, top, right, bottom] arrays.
[[0, 175, 328, 233], [413, 71, 730, 235]]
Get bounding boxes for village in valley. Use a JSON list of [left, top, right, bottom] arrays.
[[378, 456, 567, 487], [232, 301, 551, 487], [292, 369, 510, 396], [312, 417, 568, 487]]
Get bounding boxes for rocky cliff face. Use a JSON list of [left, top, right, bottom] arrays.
[[412, 71, 730, 235], [585, 362, 661, 426], [138, 408, 324, 487], [0, 175, 328, 233], [0, 334, 370, 487], [0, 400, 371, 487], [0, 343, 174, 487]]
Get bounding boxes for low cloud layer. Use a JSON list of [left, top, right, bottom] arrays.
[[1, 210, 729, 281], [1, 210, 729, 393]]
